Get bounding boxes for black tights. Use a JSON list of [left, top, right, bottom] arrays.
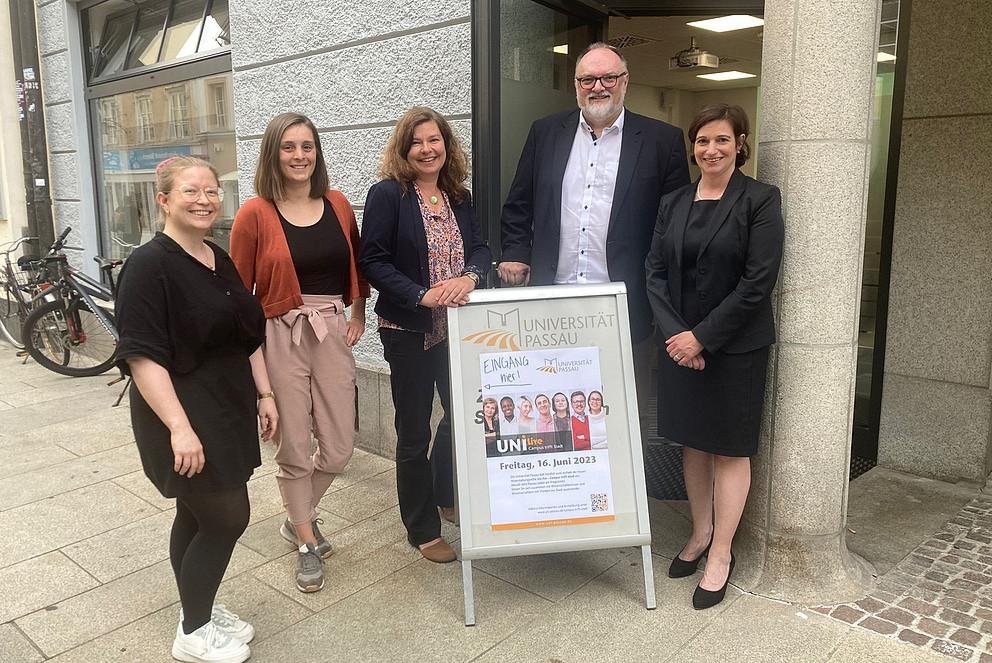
[[171, 485, 250, 634]]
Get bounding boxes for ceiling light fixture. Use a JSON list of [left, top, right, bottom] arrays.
[[696, 70, 757, 81], [687, 15, 764, 33], [553, 44, 568, 55]]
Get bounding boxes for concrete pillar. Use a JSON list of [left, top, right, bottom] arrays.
[[737, 0, 883, 603]]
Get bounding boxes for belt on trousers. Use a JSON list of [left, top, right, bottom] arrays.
[[279, 301, 340, 345]]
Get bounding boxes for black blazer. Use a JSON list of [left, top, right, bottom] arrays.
[[358, 179, 492, 333], [645, 169, 784, 354], [500, 108, 689, 341]]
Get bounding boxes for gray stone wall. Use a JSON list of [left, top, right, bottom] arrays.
[[229, 0, 472, 452], [36, 0, 97, 272], [878, 0, 992, 483]]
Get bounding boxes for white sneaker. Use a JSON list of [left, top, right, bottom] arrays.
[[171, 620, 250, 663], [179, 604, 255, 644]]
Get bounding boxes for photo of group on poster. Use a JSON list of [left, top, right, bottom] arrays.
[[480, 390, 609, 457], [478, 347, 616, 530]]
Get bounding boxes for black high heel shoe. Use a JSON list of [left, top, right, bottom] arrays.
[[668, 541, 711, 578], [692, 553, 735, 610]]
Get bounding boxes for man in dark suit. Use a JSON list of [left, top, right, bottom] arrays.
[[498, 42, 690, 433]]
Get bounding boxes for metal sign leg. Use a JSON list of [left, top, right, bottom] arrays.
[[462, 559, 476, 626], [641, 545, 656, 609]]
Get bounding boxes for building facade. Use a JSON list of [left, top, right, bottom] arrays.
[[14, 0, 990, 601]]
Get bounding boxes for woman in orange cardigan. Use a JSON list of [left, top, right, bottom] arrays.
[[230, 112, 369, 593]]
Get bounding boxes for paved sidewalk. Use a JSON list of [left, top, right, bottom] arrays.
[[0, 344, 960, 662]]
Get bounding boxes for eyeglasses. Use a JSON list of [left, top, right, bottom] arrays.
[[575, 72, 628, 90], [168, 186, 225, 202]]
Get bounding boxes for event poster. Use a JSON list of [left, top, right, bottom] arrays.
[[478, 346, 615, 530]]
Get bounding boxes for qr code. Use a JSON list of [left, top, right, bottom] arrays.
[[591, 493, 608, 512]]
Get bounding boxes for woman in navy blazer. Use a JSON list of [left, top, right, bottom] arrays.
[[645, 104, 784, 610], [359, 107, 491, 564]]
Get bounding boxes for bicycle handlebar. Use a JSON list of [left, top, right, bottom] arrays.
[[2, 236, 39, 255]]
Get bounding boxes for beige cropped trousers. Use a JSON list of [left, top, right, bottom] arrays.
[[264, 295, 355, 525]]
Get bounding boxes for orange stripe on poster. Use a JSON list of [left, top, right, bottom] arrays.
[[491, 515, 615, 531]]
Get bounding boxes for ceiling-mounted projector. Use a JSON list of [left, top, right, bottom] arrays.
[[669, 37, 719, 70]]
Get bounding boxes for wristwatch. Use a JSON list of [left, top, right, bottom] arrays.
[[461, 270, 480, 286]]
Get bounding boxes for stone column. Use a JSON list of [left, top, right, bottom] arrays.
[[737, 0, 883, 603]]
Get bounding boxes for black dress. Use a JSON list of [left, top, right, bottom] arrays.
[[116, 233, 266, 497], [657, 200, 769, 457]]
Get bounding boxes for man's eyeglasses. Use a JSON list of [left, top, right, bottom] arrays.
[[169, 186, 225, 202], [575, 72, 628, 90]]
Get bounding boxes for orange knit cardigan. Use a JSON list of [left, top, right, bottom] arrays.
[[229, 190, 370, 318]]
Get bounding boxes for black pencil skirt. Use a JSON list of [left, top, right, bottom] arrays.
[[656, 346, 770, 457]]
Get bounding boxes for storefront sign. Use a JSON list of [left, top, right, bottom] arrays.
[[449, 284, 655, 625]]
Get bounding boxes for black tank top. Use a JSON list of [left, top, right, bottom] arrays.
[[278, 198, 350, 296]]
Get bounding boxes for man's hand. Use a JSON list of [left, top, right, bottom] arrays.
[[498, 261, 531, 286]]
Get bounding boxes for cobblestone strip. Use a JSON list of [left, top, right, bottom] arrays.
[[813, 496, 992, 662]]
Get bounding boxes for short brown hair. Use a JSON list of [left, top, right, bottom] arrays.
[[254, 112, 329, 201], [688, 103, 751, 167], [378, 107, 469, 205], [155, 156, 219, 224]]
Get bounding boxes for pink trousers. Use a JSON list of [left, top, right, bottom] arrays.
[[264, 295, 355, 525]]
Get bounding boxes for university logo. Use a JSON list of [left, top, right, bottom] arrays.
[[462, 308, 521, 351], [536, 358, 559, 374]]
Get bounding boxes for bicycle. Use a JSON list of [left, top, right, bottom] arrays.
[[21, 226, 123, 377], [0, 235, 53, 349]]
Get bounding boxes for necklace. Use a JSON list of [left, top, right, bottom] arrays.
[[429, 195, 439, 205]]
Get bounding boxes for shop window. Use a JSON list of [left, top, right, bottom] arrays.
[[135, 95, 155, 143]]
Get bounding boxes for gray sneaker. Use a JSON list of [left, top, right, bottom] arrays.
[[296, 543, 324, 593], [280, 518, 333, 559]]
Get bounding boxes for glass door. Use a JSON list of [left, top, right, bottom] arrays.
[[472, 0, 608, 253]]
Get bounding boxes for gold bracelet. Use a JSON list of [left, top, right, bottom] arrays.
[[257, 391, 275, 401]]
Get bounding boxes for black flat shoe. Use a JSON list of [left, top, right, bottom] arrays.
[[668, 543, 710, 578], [692, 553, 735, 610]]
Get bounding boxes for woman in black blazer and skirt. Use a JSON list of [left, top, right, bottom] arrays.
[[359, 107, 491, 564], [645, 104, 784, 609]]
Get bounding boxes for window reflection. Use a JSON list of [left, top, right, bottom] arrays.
[[93, 74, 237, 258], [84, 0, 229, 81]]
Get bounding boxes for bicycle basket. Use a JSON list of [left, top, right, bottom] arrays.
[[14, 254, 45, 286]]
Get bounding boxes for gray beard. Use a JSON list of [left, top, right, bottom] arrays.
[[580, 97, 622, 124]]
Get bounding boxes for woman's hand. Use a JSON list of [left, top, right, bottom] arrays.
[[436, 275, 475, 307], [257, 398, 279, 442], [666, 331, 704, 366], [345, 317, 365, 346], [170, 424, 205, 477]]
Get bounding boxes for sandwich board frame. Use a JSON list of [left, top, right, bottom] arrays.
[[447, 283, 654, 626]]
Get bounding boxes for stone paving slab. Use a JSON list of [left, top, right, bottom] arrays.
[[19, 404, 134, 457], [0, 623, 43, 663], [474, 547, 629, 601], [0, 435, 77, 480], [0, 481, 157, 568], [111, 470, 175, 511], [0, 551, 99, 623], [61, 510, 177, 583]]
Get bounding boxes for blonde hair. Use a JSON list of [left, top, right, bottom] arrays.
[[155, 156, 219, 224], [255, 112, 329, 201], [378, 107, 469, 204]]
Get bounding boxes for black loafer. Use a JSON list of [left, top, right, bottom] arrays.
[[668, 543, 710, 578], [692, 553, 735, 610]]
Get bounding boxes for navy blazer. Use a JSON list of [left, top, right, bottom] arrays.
[[500, 108, 690, 341], [645, 169, 784, 354], [358, 179, 492, 333]]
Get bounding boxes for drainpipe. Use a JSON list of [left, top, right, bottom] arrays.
[[8, 0, 54, 254]]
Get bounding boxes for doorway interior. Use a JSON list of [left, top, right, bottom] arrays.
[[474, 0, 902, 495]]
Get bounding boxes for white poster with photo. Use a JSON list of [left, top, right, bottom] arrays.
[[479, 347, 615, 530]]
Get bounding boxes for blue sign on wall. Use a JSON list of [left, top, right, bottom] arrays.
[[127, 145, 192, 170], [103, 151, 122, 171]]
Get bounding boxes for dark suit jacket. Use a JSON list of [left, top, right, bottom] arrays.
[[645, 169, 784, 354], [500, 108, 690, 341], [358, 179, 491, 333]]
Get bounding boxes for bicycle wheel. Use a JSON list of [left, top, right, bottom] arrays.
[[0, 283, 27, 349], [23, 299, 118, 377]]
